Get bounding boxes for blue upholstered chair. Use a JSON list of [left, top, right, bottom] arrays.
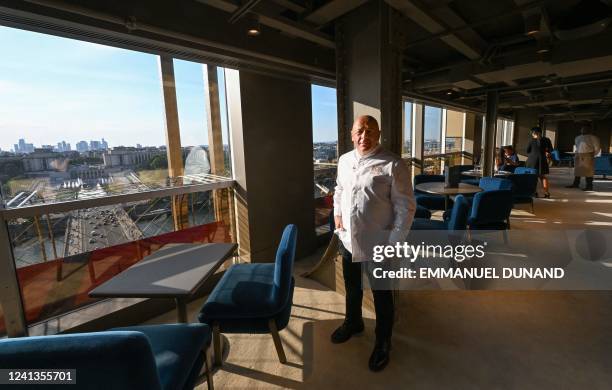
[[412, 194, 469, 231], [414, 174, 446, 211], [468, 190, 513, 243], [0, 324, 214, 390], [508, 173, 538, 213], [199, 224, 297, 365], [551, 149, 573, 167], [479, 177, 513, 191], [514, 167, 537, 175]]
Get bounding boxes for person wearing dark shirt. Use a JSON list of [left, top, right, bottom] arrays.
[[500, 146, 520, 172], [526, 127, 553, 198]]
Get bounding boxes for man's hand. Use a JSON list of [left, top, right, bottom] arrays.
[[334, 215, 344, 231]]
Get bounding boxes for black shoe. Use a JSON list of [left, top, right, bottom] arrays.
[[330, 320, 364, 344], [565, 184, 579, 188], [368, 339, 391, 372], [544, 192, 550, 198]]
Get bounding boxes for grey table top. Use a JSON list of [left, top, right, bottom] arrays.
[[416, 182, 482, 195], [89, 242, 237, 299]]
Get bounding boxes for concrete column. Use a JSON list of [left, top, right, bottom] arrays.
[[158, 56, 188, 230], [412, 103, 424, 175], [225, 69, 317, 262], [204, 65, 233, 240], [482, 91, 498, 176], [0, 213, 27, 337], [335, 0, 403, 156]]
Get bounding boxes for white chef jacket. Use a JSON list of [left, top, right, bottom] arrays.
[[333, 146, 416, 262], [574, 134, 601, 155]]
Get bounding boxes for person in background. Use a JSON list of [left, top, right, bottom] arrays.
[[526, 127, 553, 198], [566, 123, 601, 191], [500, 145, 520, 173]]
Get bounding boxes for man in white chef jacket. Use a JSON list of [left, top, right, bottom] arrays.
[[332, 115, 416, 372], [566, 123, 601, 191]]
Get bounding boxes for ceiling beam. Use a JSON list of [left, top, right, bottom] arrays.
[[199, 0, 335, 48], [228, 0, 262, 24], [385, 0, 483, 60], [6, 0, 335, 79], [303, 0, 368, 26], [271, 0, 306, 14]]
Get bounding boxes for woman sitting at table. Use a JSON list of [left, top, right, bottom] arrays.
[[499, 146, 520, 172]]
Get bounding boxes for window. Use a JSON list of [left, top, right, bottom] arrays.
[[445, 109, 464, 154], [0, 26, 233, 336], [423, 106, 443, 174], [403, 102, 413, 158], [311, 85, 338, 233]]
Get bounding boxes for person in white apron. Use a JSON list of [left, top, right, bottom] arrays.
[[332, 115, 416, 371], [566, 124, 601, 191]]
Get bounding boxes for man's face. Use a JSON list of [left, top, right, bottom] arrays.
[[351, 117, 380, 154]]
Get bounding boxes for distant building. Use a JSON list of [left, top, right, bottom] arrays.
[[90, 140, 101, 151], [76, 141, 89, 153], [102, 146, 164, 168], [136, 143, 142, 149], [14, 138, 35, 154], [56, 141, 71, 152], [22, 148, 63, 172], [101, 138, 109, 150]]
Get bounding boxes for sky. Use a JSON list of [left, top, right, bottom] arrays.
[[0, 26, 338, 151]]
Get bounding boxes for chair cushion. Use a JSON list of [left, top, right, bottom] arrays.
[[199, 263, 288, 322], [112, 324, 210, 390], [0, 331, 162, 390]]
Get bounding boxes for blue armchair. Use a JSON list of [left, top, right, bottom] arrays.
[[199, 224, 297, 365], [595, 154, 612, 178], [412, 194, 469, 231], [479, 177, 513, 191], [508, 173, 538, 213], [551, 149, 573, 167], [414, 174, 446, 211], [468, 190, 514, 243], [514, 167, 537, 175], [0, 323, 214, 390]]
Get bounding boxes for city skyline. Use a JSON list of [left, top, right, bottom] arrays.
[[0, 26, 339, 151]]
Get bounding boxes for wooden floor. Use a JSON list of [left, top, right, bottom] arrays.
[[146, 167, 612, 389]]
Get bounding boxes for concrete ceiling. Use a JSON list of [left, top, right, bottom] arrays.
[[2, 0, 612, 120]]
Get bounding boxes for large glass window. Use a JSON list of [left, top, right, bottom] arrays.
[[423, 106, 443, 174], [311, 85, 338, 234], [0, 26, 233, 336], [445, 109, 464, 155], [403, 102, 413, 158]]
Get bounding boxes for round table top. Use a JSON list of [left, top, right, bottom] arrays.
[[416, 182, 482, 195]]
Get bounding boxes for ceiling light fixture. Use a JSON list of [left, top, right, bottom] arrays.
[[524, 13, 541, 36], [246, 13, 260, 36]]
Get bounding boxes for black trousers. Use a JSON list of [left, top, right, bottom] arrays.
[[572, 176, 594, 188], [339, 242, 394, 341]]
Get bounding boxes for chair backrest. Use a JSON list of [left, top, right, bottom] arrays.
[[514, 167, 537, 174], [0, 331, 162, 390], [448, 194, 469, 231], [551, 149, 561, 161], [274, 224, 298, 303], [479, 177, 513, 191], [470, 190, 513, 224], [509, 174, 538, 198]]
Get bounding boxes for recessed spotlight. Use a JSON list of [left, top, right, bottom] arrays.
[[247, 14, 260, 36]]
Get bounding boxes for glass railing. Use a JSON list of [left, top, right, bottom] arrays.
[[314, 163, 336, 235], [0, 174, 234, 337]]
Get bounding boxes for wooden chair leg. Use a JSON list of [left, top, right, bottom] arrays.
[[204, 344, 214, 390], [268, 319, 287, 364], [212, 323, 222, 366]]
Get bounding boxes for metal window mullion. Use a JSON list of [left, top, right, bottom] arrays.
[[0, 211, 28, 337]]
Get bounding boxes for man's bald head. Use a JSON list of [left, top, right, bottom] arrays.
[[351, 115, 381, 154]]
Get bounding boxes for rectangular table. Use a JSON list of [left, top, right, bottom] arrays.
[[89, 242, 237, 322]]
